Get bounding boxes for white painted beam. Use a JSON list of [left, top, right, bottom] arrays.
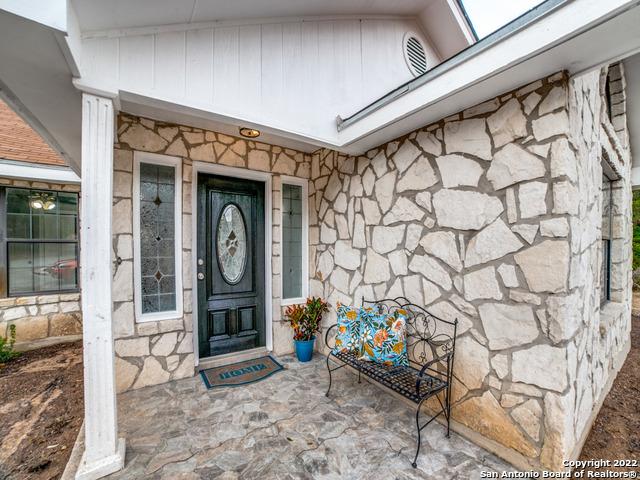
[[0, 160, 80, 183], [75, 93, 125, 480]]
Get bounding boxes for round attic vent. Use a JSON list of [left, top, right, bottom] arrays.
[[403, 33, 428, 77]]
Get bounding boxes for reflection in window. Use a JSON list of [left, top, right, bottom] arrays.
[[139, 163, 176, 314], [282, 184, 303, 299], [4, 188, 79, 295], [601, 174, 612, 305]]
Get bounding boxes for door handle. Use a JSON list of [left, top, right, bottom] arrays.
[[197, 272, 205, 280]]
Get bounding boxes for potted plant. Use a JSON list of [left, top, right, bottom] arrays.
[[284, 297, 329, 362]]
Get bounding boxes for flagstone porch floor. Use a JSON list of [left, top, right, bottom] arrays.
[[106, 355, 510, 479]]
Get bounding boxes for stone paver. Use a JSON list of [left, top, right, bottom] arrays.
[[108, 355, 510, 479]]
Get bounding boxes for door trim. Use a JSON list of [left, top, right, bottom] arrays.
[[191, 162, 272, 367]]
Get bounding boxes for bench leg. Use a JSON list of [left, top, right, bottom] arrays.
[[358, 369, 361, 384], [446, 384, 452, 438], [412, 399, 425, 468], [325, 354, 333, 397], [446, 358, 453, 438]]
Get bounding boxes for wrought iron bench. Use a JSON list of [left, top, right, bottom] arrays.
[[324, 297, 458, 468]]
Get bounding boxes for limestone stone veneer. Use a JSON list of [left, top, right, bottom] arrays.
[[309, 68, 632, 470], [110, 67, 632, 472], [111, 115, 312, 393]]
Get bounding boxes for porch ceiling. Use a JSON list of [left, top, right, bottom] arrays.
[[73, 0, 435, 31]]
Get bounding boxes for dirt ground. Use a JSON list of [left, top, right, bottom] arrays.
[[579, 314, 640, 470], [0, 341, 83, 480]]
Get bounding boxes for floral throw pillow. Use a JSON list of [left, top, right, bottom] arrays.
[[359, 309, 409, 366], [332, 304, 363, 355]]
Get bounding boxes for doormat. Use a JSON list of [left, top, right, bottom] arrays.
[[200, 355, 285, 389]]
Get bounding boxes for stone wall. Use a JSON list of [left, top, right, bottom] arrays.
[[112, 114, 312, 392], [0, 177, 82, 348], [309, 70, 632, 470], [564, 64, 632, 461], [108, 67, 632, 470]]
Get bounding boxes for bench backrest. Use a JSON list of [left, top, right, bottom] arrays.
[[362, 297, 458, 369]]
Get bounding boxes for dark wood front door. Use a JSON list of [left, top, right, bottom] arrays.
[[197, 173, 265, 358]]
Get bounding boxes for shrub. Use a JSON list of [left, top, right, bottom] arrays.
[[0, 325, 20, 364], [633, 191, 640, 289]]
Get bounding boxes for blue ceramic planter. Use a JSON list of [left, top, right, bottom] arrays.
[[294, 337, 315, 362]]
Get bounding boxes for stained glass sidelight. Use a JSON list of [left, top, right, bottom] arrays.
[[139, 163, 176, 313], [282, 184, 303, 299], [217, 204, 247, 284]]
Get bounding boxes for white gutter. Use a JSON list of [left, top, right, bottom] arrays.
[[337, 0, 568, 132], [0, 159, 81, 184]]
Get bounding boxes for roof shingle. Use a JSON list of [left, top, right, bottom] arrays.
[[0, 99, 65, 166]]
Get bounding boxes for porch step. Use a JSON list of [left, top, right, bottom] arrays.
[[197, 347, 269, 370]]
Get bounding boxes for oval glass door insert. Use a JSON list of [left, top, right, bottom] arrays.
[[216, 204, 247, 284]]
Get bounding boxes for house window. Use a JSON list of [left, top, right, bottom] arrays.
[[1, 187, 79, 296], [281, 178, 308, 304], [133, 152, 182, 322], [600, 172, 613, 305]]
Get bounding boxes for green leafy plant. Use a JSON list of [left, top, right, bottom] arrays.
[[633, 190, 640, 289], [284, 297, 330, 341], [0, 325, 20, 364]]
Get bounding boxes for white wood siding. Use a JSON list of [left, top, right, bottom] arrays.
[[81, 18, 438, 141]]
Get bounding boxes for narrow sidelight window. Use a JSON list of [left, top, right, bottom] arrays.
[[133, 153, 182, 322], [600, 172, 613, 305], [281, 179, 308, 304], [1, 188, 79, 296]]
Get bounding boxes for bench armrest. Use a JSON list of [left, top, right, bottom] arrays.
[[415, 352, 452, 394], [324, 324, 338, 351]]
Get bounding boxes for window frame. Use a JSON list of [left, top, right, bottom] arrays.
[[132, 151, 183, 323], [0, 186, 80, 298], [279, 176, 309, 306], [600, 160, 618, 307]]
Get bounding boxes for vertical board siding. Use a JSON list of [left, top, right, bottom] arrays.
[[186, 28, 214, 104], [119, 35, 154, 91], [82, 18, 427, 138], [282, 22, 304, 122], [213, 27, 240, 110], [82, 37, 118, 85], [154, 31, 186, 97], [301, 21, 320, 131], [361, 20, 407, 102], [334, 20, 363, 114], [238, 25, 262, 115], [261, 23, 284, 117]]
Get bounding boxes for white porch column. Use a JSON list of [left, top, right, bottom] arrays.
[[76, 93, 125, 480]]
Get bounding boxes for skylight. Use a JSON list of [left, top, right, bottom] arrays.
[[460, 0, 546, 39]]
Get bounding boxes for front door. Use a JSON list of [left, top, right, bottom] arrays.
[[197, 173, 265, 358]]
